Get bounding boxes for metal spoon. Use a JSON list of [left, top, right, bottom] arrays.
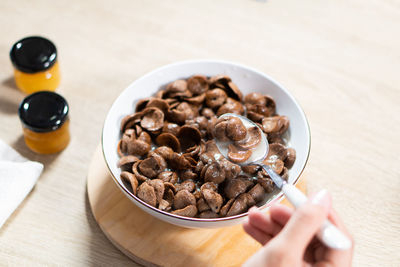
[[215, 113, 351, 250]]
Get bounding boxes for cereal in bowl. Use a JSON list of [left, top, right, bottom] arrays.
[[117, 75, 295, 218]]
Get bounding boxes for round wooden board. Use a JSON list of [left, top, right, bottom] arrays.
[[87, 145, 307, 267]]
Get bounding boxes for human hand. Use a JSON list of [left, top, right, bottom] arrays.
[[243, 190, 353, 267]]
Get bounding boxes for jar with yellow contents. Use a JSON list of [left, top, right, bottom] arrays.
[[10, 36, 60, 94], [18, 91, 70, 154]]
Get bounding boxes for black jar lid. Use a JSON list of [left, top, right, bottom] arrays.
[[10, 36, 57, 73], [19, 91, 69, 133]]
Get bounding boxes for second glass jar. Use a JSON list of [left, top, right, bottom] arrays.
[[10, 36, 61, 94]]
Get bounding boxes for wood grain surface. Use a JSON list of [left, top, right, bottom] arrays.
[[87, 145, 307, 267], [0, 0, 399, 266]]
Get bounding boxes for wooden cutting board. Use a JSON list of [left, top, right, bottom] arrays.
[[87, 145, 307, 266]]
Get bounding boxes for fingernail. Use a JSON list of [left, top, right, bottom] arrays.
[[311, 189, 331, 209], [248, 207, 258, 213]]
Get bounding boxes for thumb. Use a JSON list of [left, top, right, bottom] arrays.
[[276, 189, 331, 253]]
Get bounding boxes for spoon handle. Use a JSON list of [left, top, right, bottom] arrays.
[[260, 164, 351, 250], [281, 183, 352, 250]]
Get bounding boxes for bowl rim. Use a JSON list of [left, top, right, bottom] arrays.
[[102, 59, 311, 223]]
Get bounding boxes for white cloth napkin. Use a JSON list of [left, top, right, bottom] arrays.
[[0, 139, 43, 228]]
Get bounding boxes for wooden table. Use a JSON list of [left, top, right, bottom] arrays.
[[0, 0, 399, 266]]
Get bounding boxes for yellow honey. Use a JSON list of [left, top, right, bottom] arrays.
[[13, 62, 60, 94]]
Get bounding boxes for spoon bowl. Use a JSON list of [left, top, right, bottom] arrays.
[[215, 113, 269, 166]]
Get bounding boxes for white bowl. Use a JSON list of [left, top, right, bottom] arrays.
[[102, 60, 311, 228]]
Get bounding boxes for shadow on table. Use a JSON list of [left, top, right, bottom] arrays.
[[10, 135, 59, 168], [2, 76, 19, 90], [84, 189, 137, 266], [0, 77, 24, 114]]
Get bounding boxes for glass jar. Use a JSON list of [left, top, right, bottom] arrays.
[[18, 91, 70, 154], [10, 36, 60, 94]]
